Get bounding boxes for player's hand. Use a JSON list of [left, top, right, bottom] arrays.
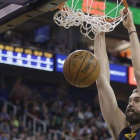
[[95, 32, 105, 41], [98, 32, 105, 37], [119, 8, 135, 31]]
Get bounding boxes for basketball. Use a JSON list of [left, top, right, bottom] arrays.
[[63, 50, 100, 88]]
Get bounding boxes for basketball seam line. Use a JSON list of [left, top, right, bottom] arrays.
[[78, 58, 98, 85], [65, 76, 94, 86], [69, 52, 75, 82], [74, 51, 89, 85]]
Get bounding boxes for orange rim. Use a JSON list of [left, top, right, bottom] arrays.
[[54, 0, 128, 22], [106, 0, 128, 22], [51, 3, 65, 11], [58, 3, 66, 10]]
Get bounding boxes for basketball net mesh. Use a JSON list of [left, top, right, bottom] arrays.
[[53, 0, 128, 40]]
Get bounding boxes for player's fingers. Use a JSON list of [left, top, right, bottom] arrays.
[[123, 7, 127, 15], [125, 8, 132, 19], [119, 9, 124, 16], [123, 7, 129, 15]]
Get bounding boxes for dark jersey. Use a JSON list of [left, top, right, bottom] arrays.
[[119, 127, 140, 140]]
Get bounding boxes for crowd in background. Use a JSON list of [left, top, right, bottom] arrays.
[[0, 30, 132, 66], [0, 81, 116, 140], [0, 28, 130, 139], [0, 30, 70, 55]]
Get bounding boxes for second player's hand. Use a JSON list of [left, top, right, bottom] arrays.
[[120, 8, 135, 32]]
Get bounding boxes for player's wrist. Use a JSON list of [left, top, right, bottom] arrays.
[[127, 25, 136, 32]]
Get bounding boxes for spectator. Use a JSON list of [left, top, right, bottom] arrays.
[[12, 116, 19, 127], [95, 116, 104, 129], [77, 108, 85, 120], [0, 133, 9, 140], [0, 120, 10, 134], [0, 83, 9, 100], [84, 106, 94, 119], [0, 107, 10, 121]]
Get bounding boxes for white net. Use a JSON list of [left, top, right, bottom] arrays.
[[53, 0, 128, 40]]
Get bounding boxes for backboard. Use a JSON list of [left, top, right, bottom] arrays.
[[0, 0, 67, 33]]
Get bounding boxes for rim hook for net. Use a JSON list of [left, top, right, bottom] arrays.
[[105, 0, 128, 22]]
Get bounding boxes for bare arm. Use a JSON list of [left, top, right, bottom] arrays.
[[94, 33, 128, 138], [121, 9, 140, 94]]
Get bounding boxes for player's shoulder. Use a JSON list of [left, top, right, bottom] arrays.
[[119, 127, 130, 136], [118, 127, 140, 140], [110, 123, 129, 139], [111, 127, 128, 140]]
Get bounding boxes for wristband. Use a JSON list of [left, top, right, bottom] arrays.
[[129, 31, 137, 36]]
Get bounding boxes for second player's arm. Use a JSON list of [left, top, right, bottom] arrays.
[[128, 26, 140, 93], [122, 9, 140, 94], [94, 33, 128, 138]]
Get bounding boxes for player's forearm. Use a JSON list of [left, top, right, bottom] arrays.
[[94, 34, 120, 130], [128, 26, 140, 77], [94, 33, 110, 83]]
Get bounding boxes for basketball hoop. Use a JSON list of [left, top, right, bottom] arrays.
[[53, 0, 128, 40]]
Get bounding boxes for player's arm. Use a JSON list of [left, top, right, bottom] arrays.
[[94, 33, 128, 138], [121, 9, 140, 94]]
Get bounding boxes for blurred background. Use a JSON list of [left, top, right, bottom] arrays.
[[0, 0, 139, 139]]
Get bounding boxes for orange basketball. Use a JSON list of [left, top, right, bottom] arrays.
[[63, 50, 100, 88]]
